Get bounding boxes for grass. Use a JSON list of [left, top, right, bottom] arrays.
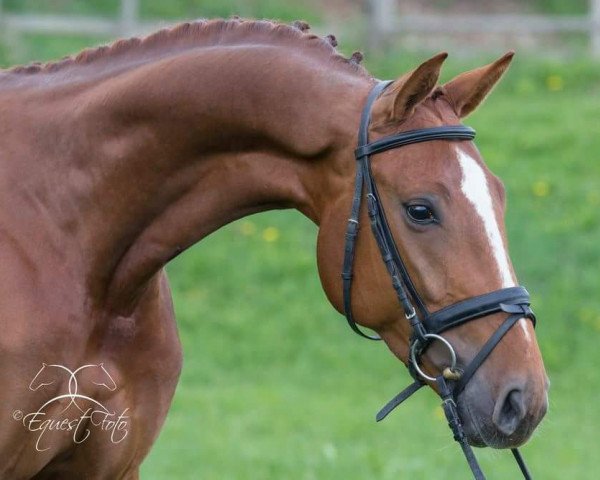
[[1, 14, 599, 480]]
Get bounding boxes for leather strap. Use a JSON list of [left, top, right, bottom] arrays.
[[437, 375, 486, 480], [355, 125, 476, 159], [364, 162, 429, 319], [512, 448, 533, 480], [452, 311, 533, 398], [424, 286, 535, 334], [375, 380, 424, 422], [341, 81, 391, 340]]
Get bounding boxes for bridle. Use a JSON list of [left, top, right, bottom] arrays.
[[342, 80, 537, 480]]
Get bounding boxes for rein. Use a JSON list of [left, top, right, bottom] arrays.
[[341, 80, 536, 480]]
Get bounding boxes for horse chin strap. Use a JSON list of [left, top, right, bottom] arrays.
[[341, 80, 537, 480]]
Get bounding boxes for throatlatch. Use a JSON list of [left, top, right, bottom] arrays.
[[341, 80, 537, 480]]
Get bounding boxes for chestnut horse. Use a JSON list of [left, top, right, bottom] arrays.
[[0, 19, 548, 478]]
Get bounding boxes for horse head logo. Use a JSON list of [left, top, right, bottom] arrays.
[[90, 363, 117, 392], [28, 363, 118, 415], [29, 363, 57, 391]]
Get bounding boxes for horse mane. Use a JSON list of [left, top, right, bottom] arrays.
[[8, 18, 370, 78]]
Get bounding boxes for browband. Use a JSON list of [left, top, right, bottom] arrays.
[[355, 125, 476, 159]]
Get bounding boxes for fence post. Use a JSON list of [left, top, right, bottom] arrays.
[[120, 0, 139, 37], [366, 0, 396, 52], [592, 0, 600, 57]]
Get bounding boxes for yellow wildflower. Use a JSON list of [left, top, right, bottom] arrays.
[[262, 226, 280, 242], [532, 180, 550, 197], [546, 75, 564, 91]]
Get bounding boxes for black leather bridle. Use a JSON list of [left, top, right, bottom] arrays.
[[342, 80, 537, 480]]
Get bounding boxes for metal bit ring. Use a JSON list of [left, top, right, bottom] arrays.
[[410, 333, 458, 382]]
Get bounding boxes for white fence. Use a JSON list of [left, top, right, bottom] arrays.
[[368, 0, 600, 57], [0, 0, 599, 57], [0, 0, 165, 37]]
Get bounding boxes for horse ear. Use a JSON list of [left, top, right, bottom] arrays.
[[371, 52, 447, 128], [442, 51, 514, 118]]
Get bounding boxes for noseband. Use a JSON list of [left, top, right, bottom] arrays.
[[342, 81, 537, 480]]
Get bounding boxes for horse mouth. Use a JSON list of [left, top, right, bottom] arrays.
[[457, 389, 546, 449], [461, 400, 518, 448]]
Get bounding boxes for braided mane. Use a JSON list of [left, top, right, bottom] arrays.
[[8, 18, 369, 78]]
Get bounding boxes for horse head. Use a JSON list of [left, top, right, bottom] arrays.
[[316, 52, 548, 449], [29, 363, 58, 391], [88, 363, 117, 392]]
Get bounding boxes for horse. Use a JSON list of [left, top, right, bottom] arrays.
[[0, 19, 548, 478]]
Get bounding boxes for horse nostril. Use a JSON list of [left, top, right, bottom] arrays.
[[493, 388, 526, 436]]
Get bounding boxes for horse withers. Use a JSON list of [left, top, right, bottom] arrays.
[[0, 19, 548, 478]]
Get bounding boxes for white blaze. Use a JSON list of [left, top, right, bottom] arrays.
[[455, 146, 531, 341]]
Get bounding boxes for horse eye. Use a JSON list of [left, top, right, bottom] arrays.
[[406, 205, 436, 224]]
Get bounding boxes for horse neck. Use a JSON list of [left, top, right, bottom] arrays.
[[9, 47, 369, 313]]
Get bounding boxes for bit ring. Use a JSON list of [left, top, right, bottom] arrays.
[[410, 333, 458, 382]]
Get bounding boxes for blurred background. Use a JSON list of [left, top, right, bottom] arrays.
[[4, 1, 599, 478]]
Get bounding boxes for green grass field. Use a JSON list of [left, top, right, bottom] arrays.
[[2, 6, 599, 479]]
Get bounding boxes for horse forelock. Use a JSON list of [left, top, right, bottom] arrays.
[[7, 18, 370, 79]]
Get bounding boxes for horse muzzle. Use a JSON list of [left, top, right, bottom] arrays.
[[458, 371, 549, 448]]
